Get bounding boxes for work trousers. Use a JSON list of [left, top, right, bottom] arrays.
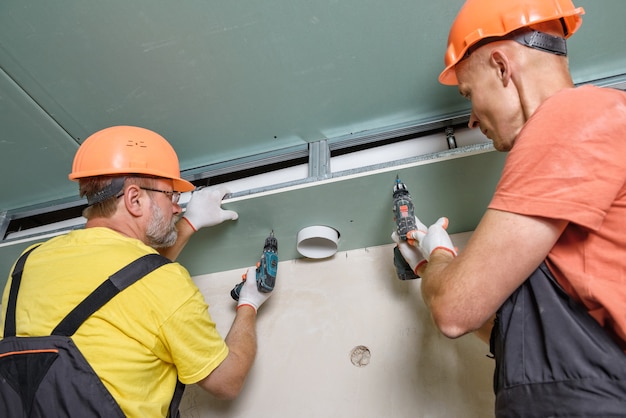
[[491, 262, 626, 417]]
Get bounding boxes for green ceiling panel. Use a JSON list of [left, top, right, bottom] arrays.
[[178, 148, 506, 277], [0, 148, 505, 289], [0, 147, 505, 292], [1, 0, 623, 214], [0, 69, 79, 210], [0, 146, 505, 288]]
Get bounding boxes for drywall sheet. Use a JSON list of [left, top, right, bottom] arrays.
[[181, 233, 495, 418], [0, 148, 506, 290], [0, 233, 494, 416], [1, 0, 624, 213]]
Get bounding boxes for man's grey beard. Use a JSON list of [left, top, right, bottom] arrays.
[[146, 200, 178, 248]]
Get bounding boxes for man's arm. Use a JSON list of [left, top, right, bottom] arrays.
[[195, 268, 271, 399], [417, 208, 567, 338], [195, 305, 258, 400], [473, 315, 496, 344]]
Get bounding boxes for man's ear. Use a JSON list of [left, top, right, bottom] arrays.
[[122, 185, 145, 217], [490, 49, 512, 87]]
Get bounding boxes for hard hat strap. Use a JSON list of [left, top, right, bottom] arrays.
[[86, 177, 126, 206], [464, 28, 567, 62], [508, 28, 567, 56]]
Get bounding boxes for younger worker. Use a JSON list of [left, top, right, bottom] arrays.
[[395, 0, 626, 416], [1, 126, 272, 417]]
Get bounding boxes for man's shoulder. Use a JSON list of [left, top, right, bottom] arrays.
[[558, 84, 626, 105], [41, 227, 154, 254], [30, 228, 174, 275], [529, 85, 625, 132]]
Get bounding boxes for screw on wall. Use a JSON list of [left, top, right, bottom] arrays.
[[349, 345, 371, 367]]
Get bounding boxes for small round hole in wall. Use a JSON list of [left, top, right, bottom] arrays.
[[349, 345, 371, 368]]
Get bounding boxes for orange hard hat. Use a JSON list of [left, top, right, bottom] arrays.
[[69, 125, 195, 192], [439, 0, 585, 85]]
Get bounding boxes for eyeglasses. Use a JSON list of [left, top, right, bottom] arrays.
[[140, 187, 181, 204]]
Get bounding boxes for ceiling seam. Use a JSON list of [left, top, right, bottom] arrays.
[[0, 50, 79, 146]]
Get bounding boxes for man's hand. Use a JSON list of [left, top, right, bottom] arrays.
[[183, 186, 238, 231], [391, 231, 426, 274], [237, 268, 272, 313], [411, 217, 457, 260]]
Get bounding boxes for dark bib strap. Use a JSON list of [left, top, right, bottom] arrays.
[[4, 249, 181, 415], [4, 246, 41, 338], [53, 254, 171, 336], [167, 379, 186, 418]]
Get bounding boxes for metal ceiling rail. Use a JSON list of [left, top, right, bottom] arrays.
[[1, 111, 473, 228], [2, 74, 625, 243], [327, 113, 471, 153], [183, 143, 310, 184]]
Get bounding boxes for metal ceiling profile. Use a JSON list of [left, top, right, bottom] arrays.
[[0, 118, 480, 242]]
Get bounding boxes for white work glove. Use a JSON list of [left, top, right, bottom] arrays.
[[182, 186, 238, 231], [411, 217, 457, 261], [391, 215, 428, 271], [237, 267, 272, 313], [391, 230, 427, 274]]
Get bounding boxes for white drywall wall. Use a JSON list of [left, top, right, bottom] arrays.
[[183, 232, 495, 418], [0, 232, 495, 416]]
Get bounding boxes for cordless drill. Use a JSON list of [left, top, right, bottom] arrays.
[[231, 231, 279, 300], [392, 175, 419, 280]]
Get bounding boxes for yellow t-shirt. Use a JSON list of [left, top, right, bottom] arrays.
[[1, 227, 229, 417]]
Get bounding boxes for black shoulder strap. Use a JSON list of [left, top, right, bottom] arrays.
[[52, 254, 171, 336], [3, 245, 41, 337], [2, 247, 170, 338], [168, 379, 186, 418]]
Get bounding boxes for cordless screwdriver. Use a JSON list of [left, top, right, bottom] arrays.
[[231, 231, 279, 300], [392, 175, 419, 280]]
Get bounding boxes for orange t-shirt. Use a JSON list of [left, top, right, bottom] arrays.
[[489, 85, 626, 346]]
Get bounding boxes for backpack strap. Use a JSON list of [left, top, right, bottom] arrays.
[[3, 245, 41, 338], [53, 253, 171, 336]]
